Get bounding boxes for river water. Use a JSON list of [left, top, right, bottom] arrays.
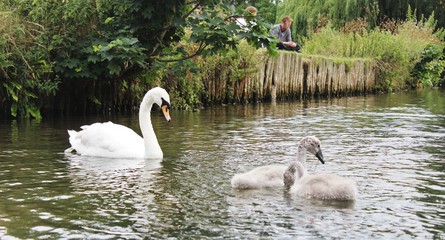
[[0, 89, 444, 239]]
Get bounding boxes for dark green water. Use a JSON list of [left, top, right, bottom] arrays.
[[0, 89, 444, 239]]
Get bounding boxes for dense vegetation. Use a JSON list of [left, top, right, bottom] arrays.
[[0, 0, 274, 118], [0, 0, 444, 119], [277, 0, 445, 42], [276, 0, 445, 91], [302, 11, 444, 91]]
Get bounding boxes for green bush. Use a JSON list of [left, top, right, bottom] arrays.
[[146, 39, 267, 109], [413, 44, 445, 87], [0, 9, 58, 119], [302, 17, 444, 91], [1, 0, 275, 117]]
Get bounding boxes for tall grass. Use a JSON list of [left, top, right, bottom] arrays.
[[302, 17, 444, 91]]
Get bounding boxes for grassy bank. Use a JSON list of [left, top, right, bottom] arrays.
[[149, 16, 444, 110], [301, 17, 445, 91]]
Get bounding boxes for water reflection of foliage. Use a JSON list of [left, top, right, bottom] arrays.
[[418, 89, 445, 115]]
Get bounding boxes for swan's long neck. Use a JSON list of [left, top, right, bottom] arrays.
[[284, 145, 308, 188], [139, 93, 162, 158]]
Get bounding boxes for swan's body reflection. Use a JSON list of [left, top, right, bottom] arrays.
[[65, 154, 165, 236], [66, 154, 162, 192]]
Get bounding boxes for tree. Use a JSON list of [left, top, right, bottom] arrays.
[[277, 0, 445, 42], [378, 0, 445, 29], [0, 0, 276, 118]]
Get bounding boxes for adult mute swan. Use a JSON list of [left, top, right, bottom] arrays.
[[231, 136, 324, 189], [284, 148, 357, 201], [65, 87, 171, 159]]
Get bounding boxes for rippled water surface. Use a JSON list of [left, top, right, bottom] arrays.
[[1, 90, 444, 239]]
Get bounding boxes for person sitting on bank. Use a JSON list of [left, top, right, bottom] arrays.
[[269, 16, 300, 52]]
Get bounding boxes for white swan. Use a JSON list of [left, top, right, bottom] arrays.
[[231, 136, 324, 189], [284, 148, 357, 201], [65, 87, 171, 159]]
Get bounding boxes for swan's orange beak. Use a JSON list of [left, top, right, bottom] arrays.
[[161, 105, 171, 122]]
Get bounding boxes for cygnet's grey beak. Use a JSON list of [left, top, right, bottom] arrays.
[[315, 150, 324, 164]]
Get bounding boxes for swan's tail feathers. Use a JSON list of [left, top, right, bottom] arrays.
[[66, 130, 79, 154], [80, 125, 90, 130], [67, 130, 77, 137], [231, 175, 251, 189], [64, 147, 76, 154], [231, 175, 241, 188], [341, 183, 358, 201], [328, 182, 358, 201], [231, 174, 262, 189]]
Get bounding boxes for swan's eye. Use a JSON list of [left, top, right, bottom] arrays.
[[161, 98, 171, 109]]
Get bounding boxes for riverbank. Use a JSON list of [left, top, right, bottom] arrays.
[[202, 50, 376, 105]]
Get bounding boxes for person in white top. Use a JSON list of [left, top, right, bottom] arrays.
[[236, 6, 257, 28]]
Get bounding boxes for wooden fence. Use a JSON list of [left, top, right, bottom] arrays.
[[204, 51, 376, 103]]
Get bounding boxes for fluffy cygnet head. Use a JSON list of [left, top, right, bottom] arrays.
[[298, 136, 324, 164]]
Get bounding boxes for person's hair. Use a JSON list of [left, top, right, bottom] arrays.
[[281, 16, 292, 23], [245, 6, 257, 16]]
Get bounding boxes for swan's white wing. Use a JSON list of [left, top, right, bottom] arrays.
[[68, 121, 145, 158]]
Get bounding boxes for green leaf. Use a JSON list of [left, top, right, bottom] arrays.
[[89, 95, 101, 105], [87, 55, 100, 63], [92, 45, 102, 52], [10, 90, 18, 102], [63, 59, 80, 69], [11, 103, 17, 117], [127, 38, 139, 45], [27, 104, 42, 120], [105, 17, 114, 24], [107, 63, 121, 75], [26, 91, 38, 99]]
